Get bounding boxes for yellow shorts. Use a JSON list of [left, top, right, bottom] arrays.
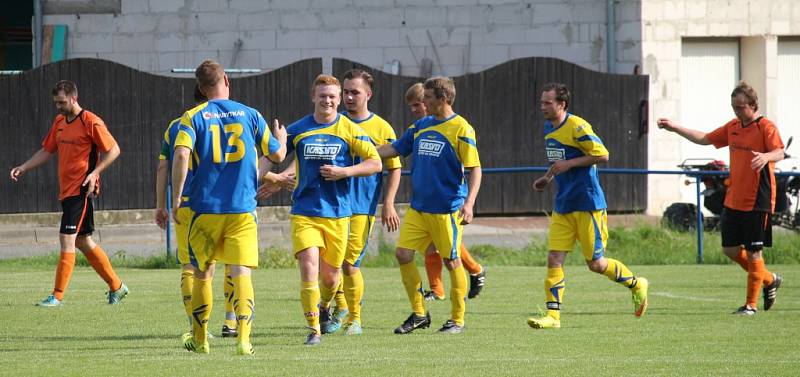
[[187, 212, 259, 271], [175, 207, 194, 265], [397, 208, 463, 260], [291, 215, 349, 269], [547, 210, 607, 261], [344, 214, 375, 267]]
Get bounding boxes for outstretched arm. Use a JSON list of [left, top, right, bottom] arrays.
[[9, 148, 53, 182], [657, 118, 712, 145]]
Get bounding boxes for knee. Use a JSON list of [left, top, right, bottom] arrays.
[[442, 258, 461, 271], [342, 262, 357, 276], [586, 259, 606, 273], [74, 236, 94, 252], [395, 248, 414, 264]]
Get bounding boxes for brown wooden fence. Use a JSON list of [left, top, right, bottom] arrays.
[[333, 57, 649, 215], [1, 57, 647, 215], [0, 58, 322, 213]]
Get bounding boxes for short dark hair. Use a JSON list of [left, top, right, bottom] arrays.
[[541, 82, 570, 110], [195, 59, 225, 93], [731, 80, 758, 111], [343, 69, 374, 90], [52, 80, 77, 96], [424, 76, 456, 105], [193, 84, 207, 103]]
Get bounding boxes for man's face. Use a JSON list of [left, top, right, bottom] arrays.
[[423, 88, 445, 116], [540, 90, 565, 122], [53, 91, 76, 115], [342, 78, 371, 114], [313, 84, 341, 117], [731, 93, 756, 123], [407, 99, 427, 119]]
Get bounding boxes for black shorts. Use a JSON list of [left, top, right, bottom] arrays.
[[720, 207, 772, 251], [60, 193, 94, 236]]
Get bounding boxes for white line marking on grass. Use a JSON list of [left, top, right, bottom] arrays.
[[652, 291, 725, 302]]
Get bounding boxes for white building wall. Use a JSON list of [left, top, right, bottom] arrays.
[[642, 0, 800, 215], [43, 0, 642, 77]]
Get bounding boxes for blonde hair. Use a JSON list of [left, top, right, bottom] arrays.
[[405, 83, 424, 103]]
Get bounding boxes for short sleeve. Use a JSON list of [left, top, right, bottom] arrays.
[[41, 120, 59, 153], [349, 124, 380, 161], [90, 118, 118, 153], [763, 120, 784, 152], [707, 123, 730, 149], [573, 122, 608, 157], [391, 125, 416, 158], [457, 124, 481, 168], [174, 112, 197, 151], [254, 111, 281, 157]]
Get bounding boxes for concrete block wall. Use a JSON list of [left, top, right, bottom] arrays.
[[43, 0, 641, 77], [641, 0, 800, 215]]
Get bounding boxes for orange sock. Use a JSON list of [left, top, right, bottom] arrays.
[[424, 252, 445, 298], [84, 246, 122, 291], [53, 252, 76, 300], [731, 247, 748, 271], [746, 258, 771, 309], [460, 245, 482, 275]]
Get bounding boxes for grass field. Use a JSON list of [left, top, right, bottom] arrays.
[[1, 264, 798, 376]]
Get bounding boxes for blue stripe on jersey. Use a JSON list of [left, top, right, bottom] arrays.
[[577, 134, 603, 144], [355, 135, 372, 143], [183, 99, 271, 214], [287, 114, 354, 218], [458, 136, 477, 147]]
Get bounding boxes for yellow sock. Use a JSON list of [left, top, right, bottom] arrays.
[[180, 269, 193, 321], [603, 258, 637, 288], [334, 277, 348, 311], [544, 267, 565, 320], [344, 270, 364, 323], [319, 280, 337, 310], [191, 277, 213, 344], [399, 261, 426, 316], [301, 280, 321, 334], [448, 264, 467, 326], [224, 265, 236, 328], [232, 275, 254, 343]]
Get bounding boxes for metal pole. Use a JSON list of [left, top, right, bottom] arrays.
[[166, 183, 173, 259], [695, 176, 704, 264], [33, 0, 43, 67], [606, 0, 616, 73]]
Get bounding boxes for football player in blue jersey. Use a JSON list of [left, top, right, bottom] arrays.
[[378, 77, 482, 334], [527, 83, 648, 330], [284, 74, 382, 345], [171, 60, 287, 355]]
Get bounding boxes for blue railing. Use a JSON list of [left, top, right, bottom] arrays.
[[165, 167, 800, 264]]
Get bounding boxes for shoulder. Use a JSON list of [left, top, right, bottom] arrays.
[[758, 117, 777, 130], [82, 110, 105, 126], [286, 114, 314, 133], [53, 114, 65, 125], [566, 114, 592, 131]]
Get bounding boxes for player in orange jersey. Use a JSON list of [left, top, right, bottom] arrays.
[[10, 80, 128, 307], [659, 81, 784, 315]]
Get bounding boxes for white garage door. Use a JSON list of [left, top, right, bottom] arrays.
[[777, 39, 800, 171], [679, 39, 740, 205]]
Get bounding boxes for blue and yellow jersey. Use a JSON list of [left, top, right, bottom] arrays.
[[392, 114, 480, 214], [159, 117, 194, 208], [544, 113, 608, 213], [287, 113, 381, 218], [174, 99, 281, 214], [346, 112, 402, 216]]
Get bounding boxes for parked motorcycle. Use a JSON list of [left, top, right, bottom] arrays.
[[662, 137, 798, 232]]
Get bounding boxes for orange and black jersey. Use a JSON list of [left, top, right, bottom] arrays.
[[41, 110, 118, 200], [707, 117, 783, 213]]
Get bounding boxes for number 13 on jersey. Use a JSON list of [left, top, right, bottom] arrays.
[[210, 123, 245, 163]]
